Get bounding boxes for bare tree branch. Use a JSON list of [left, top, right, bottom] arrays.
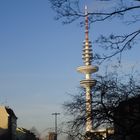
[[49, 0, 140, 63], [94, 29, 140, 64]]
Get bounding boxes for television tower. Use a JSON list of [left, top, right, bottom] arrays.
[[77, 6, 99, 140]]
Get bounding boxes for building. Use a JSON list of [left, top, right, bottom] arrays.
[[92, 128, 114, 140], [114, 96, 140, 140], [16, 127, 38, 140], [0, 106, 17, 140], [47, 132, 57, 140]]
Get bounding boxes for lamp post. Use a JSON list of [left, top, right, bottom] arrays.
[[52, 112, 60, 140]]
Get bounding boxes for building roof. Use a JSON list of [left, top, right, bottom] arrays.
[[114, 95, 140, 114], [0, 106, 18, 119], [119, 95, 140, 107]]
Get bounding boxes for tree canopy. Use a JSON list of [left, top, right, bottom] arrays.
[[62, 72, 140, 139]]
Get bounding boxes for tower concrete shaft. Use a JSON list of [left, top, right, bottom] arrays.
[[77, 6, 98, 140], [85, 86, 93, 132]]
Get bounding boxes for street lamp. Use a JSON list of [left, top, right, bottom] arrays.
[[52, 112, 60, 140]]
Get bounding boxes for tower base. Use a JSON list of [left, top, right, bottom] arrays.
[[84, 131, 94, 140]]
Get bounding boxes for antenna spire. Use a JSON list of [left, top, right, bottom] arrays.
[[85, 5, 89, 41], [82, 5, 93, 66]]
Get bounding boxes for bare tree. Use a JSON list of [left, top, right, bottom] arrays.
[[30, 127, 40, 138], [62, 72, 140, 139], [49, 0, 140, 63]]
